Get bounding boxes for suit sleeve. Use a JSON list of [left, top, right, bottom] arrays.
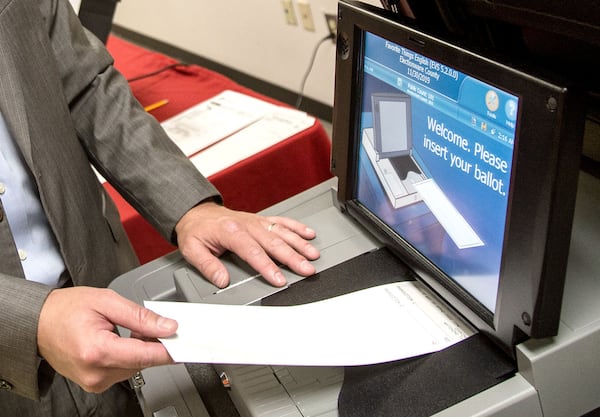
[[44, 0, 222, 243], [0, 274, 53, 399]]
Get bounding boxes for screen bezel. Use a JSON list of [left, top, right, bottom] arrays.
[[332, 0, 585, 354]]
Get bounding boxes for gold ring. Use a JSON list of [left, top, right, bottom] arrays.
[[268, 223, 277, 232]]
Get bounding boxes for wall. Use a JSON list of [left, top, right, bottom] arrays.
[[112, 0, 380, 111]]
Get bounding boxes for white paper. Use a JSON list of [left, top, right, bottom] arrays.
[[190, 107, 315, 177], [145, 281, 474, 366], [161, 90, 277, 157]]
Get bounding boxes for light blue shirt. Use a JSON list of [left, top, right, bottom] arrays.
[[0, 112, 66, 287]]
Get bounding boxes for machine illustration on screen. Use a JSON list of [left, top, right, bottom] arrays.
[[364, 91, 485, 251]]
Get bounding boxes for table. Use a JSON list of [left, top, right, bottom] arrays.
[[103, 35, 332, 263]]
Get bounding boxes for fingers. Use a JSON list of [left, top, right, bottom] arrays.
[[176, 203, 321, 289], [263, 216, 320, 260], [187, 216, 319, 287], [73, 336, 174, 393], [233, 218, 319, 282], [181, 217, 291, 288], [179, 234, 232, 288], [94, 331, 174, 371], [265, 216, 317, 240]]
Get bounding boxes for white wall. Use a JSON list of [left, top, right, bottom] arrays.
[[112, 0, 380, 108]]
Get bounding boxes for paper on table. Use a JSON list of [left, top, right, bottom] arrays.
[[161, 90, 277, 157], [95, 92, 314, 183], [189, 107, 315, 177], [145, 281, 475, 366]]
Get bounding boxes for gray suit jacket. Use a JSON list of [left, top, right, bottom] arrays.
[[0, 0, 220, 400]]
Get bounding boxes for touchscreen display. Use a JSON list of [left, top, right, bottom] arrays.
[[355, 32, 520, 311]]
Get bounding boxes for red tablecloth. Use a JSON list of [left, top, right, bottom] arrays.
[[104, 35, 332, 263]]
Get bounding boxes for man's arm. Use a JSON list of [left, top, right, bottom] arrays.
[[44, 0, 220, 243], [44, 0, 322, 287]]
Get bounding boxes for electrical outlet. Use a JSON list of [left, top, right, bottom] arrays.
[[324, 13, 337, 42], [282, 0, 297, 26], [297, 1, 316, 32]]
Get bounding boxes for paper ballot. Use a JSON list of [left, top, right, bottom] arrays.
[[190, 107, 315, 177], [145, 281, 474, 366], [161, 90, 276, 157]]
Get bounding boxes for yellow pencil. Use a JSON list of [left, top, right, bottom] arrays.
[[144, 99, 169, 112]]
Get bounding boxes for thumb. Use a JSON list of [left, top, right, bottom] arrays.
[[101, 291, 178, 338]]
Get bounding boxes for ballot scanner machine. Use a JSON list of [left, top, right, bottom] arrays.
[[110, 2, 599, 416]]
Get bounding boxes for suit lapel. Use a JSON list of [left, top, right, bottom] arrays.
[[0, 0, 87, 278], [0, 0, 34, 169]]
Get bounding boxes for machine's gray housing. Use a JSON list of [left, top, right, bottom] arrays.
[[110, 172, 600, 417]]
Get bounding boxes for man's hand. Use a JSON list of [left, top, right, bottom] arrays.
[[175, 202, 320, 288], [37, 287, 177, 393]]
